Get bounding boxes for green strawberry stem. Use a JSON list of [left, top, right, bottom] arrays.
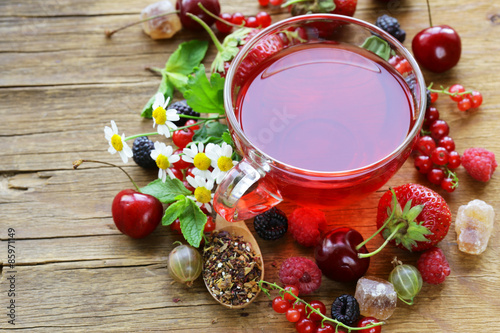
[[186, 13, 224, 53], [358, 223, 405, 259], [73, 159, 140, 192], [105, 10, 179, 38], [282, 0, 311, 7], [258, 281, 385, 331], [355, 205, 396, 251]]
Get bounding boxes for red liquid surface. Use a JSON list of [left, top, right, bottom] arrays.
[[235, 42, 414, 172]]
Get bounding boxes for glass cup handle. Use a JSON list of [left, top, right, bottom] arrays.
[[213, 158, 282, 222]]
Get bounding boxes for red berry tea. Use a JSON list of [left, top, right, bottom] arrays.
[[235, 42, 414, 172]]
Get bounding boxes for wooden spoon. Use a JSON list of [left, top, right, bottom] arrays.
[[203, 214, 264, 309]]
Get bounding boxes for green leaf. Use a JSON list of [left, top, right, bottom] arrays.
[[140, 178, 191, 204], [184, 65, 226, 114], [211, 27, 253, 74], [162, 198, 188, 226], [165, 40, 209, 75], [166, 72, 189, 93], [192, 122, 229, 144], [140, 75, 174, 118], [221, 131, 233, 145], [318, 0, 336, 12], [361, 35, 391, 61], [179, 198, 207, 248]]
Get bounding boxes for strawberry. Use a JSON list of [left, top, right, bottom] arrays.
[[331, 0, 357, 17], [376, 183, 451, 252], [290, 0, 357, 17]]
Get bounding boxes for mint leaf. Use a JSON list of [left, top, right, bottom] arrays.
[[361, 36, 391, 61], [140, 178, 191, 204], [180, 198, 207, 248], [184, 65, 225, 115], [165, 40, 209, 75], [192, 122, 229, 144], [221, 131, 233, 145], [141, 76, 174, 118], [162, 198, 188, 226]]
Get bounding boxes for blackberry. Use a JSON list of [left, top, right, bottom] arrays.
[[253, 207, 288, 240], [375, 15, 406, 43], [331, 294, 360, 326], [132, 136, 156, 169], [169, 100, 200, 127]]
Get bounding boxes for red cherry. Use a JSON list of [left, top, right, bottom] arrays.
[[412, 25, 461, 73], [176, 0, 221, 31], [272, 296, 290, 313], [314, 227, 370, 282], [305, 300, 326, 322], [112, 189, 163, 239], [295, 318, 317, 333], [357, 317, 382, 333], [216, 13, 233, 34], [172, 128, 195, 149]]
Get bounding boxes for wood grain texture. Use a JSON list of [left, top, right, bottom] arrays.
[[1, 0, 499, 331]]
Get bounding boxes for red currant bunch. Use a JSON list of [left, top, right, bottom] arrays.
[[413, 106, 460, 192], [215, 11, 272, 34], [428, 84, 483, 112]]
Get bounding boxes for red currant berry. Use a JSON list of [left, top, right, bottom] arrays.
[[416, 135, 436, 156], [429, 119, 450, 141], [424, 106, 440, 128], [470, 90, 483, 108], [172, 149, 192, 169], [431, 147, 450, 166], [245, 16, 259, 28], [185, 119, 200, 131], [272, 296, 290, 314], [203, 215, 215, 233], [172, 128, 195, 149], [283, 285, 299, 302], [170, 167, 184, 181], [438, 136, 455, 152], [292, 302, 306, 320], [427, 168, 445, 185], [286, 308, 301, 323], [430, 92, 439, 103], [305, 300, 326, 322], [231, 12, 245, 26], [317, 322, 338, 333], [295, 318, 317, 333], [270, 0, 284, 5], [448, 84, 465, 102], [357, 317, 382, 333], [457, 97, 472, 112], [216, 13, 233, 34], [182, 179, 195, 193], [169, 218, 182, 235], [414, 155, 433, 174], [447, 151, 461, 169], [441, 177, 456, 193], [256, 11, 272, 28], [259, 0, 270, 6]]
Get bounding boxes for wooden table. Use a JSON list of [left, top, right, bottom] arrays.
[[1, 0, 499, 331]]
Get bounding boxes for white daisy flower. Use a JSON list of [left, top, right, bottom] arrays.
[[150, 141, 180, 182], [104, 120, 133, 163], [186, 175, 215, 213], [152, 93, 180, 138], [205, 142, 238, 184], [182, 142, 213, 178]]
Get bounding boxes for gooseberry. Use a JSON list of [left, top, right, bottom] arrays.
[[388, 262, 423, 305], [167, 242, 203, 286]]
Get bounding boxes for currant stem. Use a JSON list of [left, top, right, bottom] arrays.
[[105, 11, 179, 38], [73, 159, 140, 192], [428, 86, 474, 97], [258, 281, 385, 331], [197, 3, 246, 28], [358, 223, 405, 259], [186, 13, 225, 53]]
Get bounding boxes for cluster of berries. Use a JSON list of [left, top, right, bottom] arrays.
[[436, 84, 483, 112], [216, 11, 272, 33], [413, 105, 461, 192], [258, 0, 285, 6]]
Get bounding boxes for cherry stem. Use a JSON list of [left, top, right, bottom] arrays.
[[73, 159, 140, 192], [105, 10, 179, 38], [355, 205, 396, 251], [358, 223, 405, 259], [425, 0, 433, 27], [258, 281, 385, 331], [186, 13, 224, 53], [197, 2, 247, 29]]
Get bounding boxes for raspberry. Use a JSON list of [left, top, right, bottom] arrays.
[[417, 247, 450, 284], [253, 207, 288, 240], [278, 257, 322, 295], [375, 14, 406, 43], [132, 136, 156, 168], [169, 100, 200, 127], [288, 207, 327, 247], [462, 147, 497, 182]]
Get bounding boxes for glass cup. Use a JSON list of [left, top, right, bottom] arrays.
[[214, 14, 426, 222]]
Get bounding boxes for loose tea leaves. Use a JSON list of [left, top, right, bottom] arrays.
[[203, 231, 262, 306]]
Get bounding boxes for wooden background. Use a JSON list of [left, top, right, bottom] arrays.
[[1, 0, 499, 331]]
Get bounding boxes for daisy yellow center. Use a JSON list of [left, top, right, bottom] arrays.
[[193, 153, 211, 170], [152, 106, 167, 125], [217, 156, 234, 172], [156, 154, 170, 170], [110, 134, 123, 151], [194, 187, 211, 204]]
